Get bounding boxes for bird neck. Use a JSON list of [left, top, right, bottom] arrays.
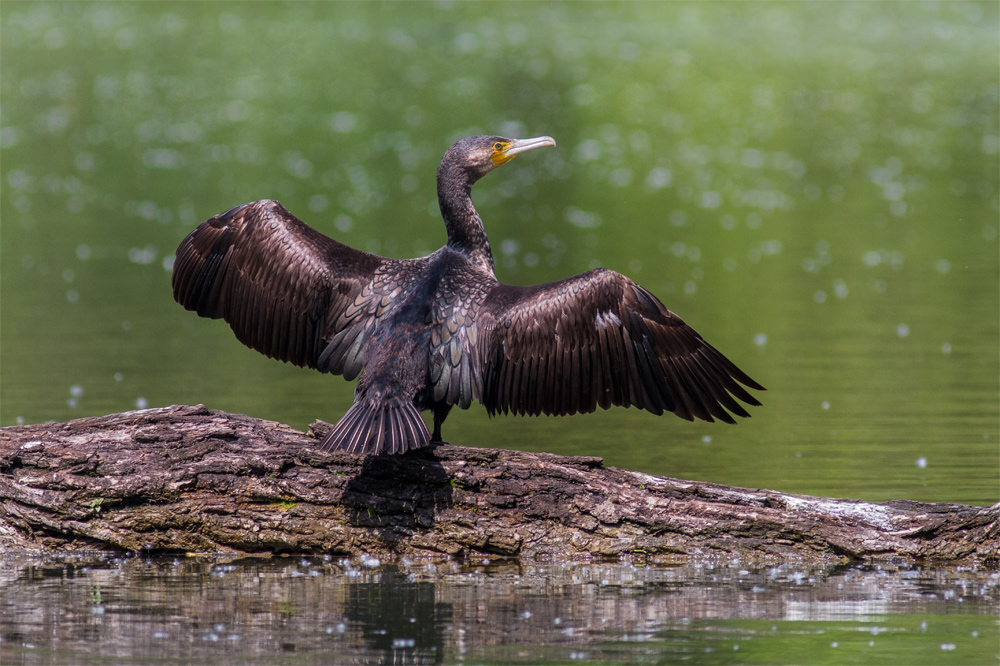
[[437, 161, 495, 273]]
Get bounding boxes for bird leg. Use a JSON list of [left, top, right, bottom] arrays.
[[431, 404, 452, 442]]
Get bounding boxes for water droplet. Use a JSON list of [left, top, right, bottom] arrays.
[[609, 168, 632, 187], [400, 174, 419, 193], [699, 191, 722, 208], [309, 195, 328, 212], [8, 169, 29, 189], [981, 134, 999, 155], [143, 149, 182, 169], [115, 27, 135, 49], [75, 152, 96, 171], [564, 207, 601, 228], [645, 167, 672, 189], [128, 246, 156, 265], [334, 215, 353, 233]]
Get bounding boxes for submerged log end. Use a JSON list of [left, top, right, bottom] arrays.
[[1, 405, 996, 565]]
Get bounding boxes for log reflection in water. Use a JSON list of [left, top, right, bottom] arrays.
[[1, 554, 997, 665]]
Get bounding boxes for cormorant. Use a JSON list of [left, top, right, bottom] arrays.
[[172, 135, 763, 455]]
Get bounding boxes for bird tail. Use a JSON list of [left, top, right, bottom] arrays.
[[320, 399, 430, 455]]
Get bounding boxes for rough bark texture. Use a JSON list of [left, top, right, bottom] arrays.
[[1, 405, 996, 564]]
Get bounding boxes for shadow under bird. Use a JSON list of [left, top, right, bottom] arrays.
[[172, 135, 764, 454]]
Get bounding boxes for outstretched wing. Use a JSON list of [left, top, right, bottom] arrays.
[[171, 199, 386, 375], [479, 267, 763, 422]]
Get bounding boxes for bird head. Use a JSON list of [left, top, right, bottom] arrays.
[[443, 134, 556, 182]]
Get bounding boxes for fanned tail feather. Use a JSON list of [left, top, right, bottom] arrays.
[[320, 400, 430, 455]]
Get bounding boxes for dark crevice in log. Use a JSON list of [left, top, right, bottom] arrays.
[[1, 404, 996, 564]]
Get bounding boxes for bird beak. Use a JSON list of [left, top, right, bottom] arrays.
[[492, 136, 556, 167], [505, 136, 557, 157]]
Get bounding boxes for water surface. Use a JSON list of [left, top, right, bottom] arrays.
[[1, 554, 997, 665]]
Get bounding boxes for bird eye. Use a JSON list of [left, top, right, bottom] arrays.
[[493, 142, 504, 152]]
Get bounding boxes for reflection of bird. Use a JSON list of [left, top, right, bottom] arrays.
[[172, 135, 763, 455]]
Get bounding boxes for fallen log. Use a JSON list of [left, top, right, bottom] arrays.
[[1, 404, 996, 564]]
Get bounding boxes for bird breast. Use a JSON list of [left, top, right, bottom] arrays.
[[426, 265, 493, 409]]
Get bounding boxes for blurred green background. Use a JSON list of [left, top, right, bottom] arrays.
[[2, 2, 997, 504]]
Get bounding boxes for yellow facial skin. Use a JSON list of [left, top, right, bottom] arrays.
[[490, 141, 514, 167]]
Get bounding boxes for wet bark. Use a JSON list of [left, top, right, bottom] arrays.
[[1, 404, 996, 564]]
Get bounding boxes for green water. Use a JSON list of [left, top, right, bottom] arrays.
[[1, 5, 997, 499]]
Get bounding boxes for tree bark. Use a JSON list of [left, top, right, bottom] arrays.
[[1, 404, 996, 564]]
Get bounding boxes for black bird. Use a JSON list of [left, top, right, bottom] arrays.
[[172, 135, 763, 454]]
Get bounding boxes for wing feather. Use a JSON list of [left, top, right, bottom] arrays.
[[479, 268, 763, 423], [172, 200, 385, 372]]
